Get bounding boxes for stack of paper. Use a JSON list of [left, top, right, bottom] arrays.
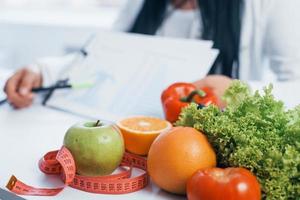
[[47, 31, 219, 121]]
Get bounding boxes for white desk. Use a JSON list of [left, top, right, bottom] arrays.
[[0, 104, 186, 200], [0, 81, 299, 200]]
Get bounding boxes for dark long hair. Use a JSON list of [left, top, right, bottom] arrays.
[[129, 0, 242, 78]]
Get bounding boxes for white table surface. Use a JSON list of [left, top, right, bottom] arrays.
[[0, 104, 186, 200], [0, 80, 299, 200]]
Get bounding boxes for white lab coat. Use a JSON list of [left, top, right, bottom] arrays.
[[30, 0, 300, 87]]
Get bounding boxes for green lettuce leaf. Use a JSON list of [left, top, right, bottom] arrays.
[[176, 80, 300, 200]]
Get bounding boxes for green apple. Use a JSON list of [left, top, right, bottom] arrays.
[[63, 120, 125, 176]]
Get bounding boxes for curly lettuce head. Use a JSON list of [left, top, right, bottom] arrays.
[[177, 80, 300, 200]]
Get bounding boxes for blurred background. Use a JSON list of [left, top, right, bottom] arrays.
[[0, 0, 125, 70]]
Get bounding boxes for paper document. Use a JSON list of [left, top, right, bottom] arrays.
[[47, 31, 218, 121]]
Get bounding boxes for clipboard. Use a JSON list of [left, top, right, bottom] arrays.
[[45, 31, 219, 121]]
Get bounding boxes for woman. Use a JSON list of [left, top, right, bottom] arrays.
[[4, 0, 300, 108]]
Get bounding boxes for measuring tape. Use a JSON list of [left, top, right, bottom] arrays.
[[6, 146, 148, 196]]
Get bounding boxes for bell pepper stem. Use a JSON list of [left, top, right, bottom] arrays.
[[180, 89, 207, 103]]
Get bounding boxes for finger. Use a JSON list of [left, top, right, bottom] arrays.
[[5, 70, 27, 106], [15, 69, 39, 107], [4, 69, 24, 94], [8, 94, 33, 108], [10, 98, 33, 109], [18, 69, 37, 97]]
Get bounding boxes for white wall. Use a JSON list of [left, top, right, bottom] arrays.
[[0, 23, 99, 68], [0, 4, 121, 69]]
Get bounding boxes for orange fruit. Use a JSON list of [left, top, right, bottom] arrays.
[[147, 127, 216, 195], [117, 116, 172, 156]]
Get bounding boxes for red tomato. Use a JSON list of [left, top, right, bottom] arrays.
[[187, 168, 261, 200]]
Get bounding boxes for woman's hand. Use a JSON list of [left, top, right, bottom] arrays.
[[4, 68, 42, 109], [193, 75, 232, 108]]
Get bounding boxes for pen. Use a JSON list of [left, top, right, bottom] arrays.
[[32, 84, 72, 92], [0, 98, 7, 105], [0, 82, 94, 106]]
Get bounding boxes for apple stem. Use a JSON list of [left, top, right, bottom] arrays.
[[95, 120, 101, 127]]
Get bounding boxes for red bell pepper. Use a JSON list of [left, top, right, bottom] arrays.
[[161, 82, 217, 123]]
